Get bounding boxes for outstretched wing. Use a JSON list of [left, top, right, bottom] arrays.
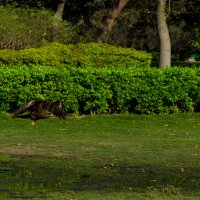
[[48, 100, 66, 120], [13, 100, 37, 116]]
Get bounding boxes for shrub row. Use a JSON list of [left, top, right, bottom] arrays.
[[0, 43, 152, 68], [0, 65, 200, 114]]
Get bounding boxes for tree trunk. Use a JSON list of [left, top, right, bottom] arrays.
[[54, 0, 66, 20], [97, 0, 129, 43], [157, 0, 171, 68]]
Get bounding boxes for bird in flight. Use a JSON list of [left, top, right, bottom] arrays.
[[13, 100, 66, 125]]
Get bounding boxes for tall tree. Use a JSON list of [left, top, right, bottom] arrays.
[[157, 0, 171, 67], [54, 0, 66, 20], [97, 0, 129, 43]]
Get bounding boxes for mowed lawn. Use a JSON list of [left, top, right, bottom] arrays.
[[0, 113, 199, 199]]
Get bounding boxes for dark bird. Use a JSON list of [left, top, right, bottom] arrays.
[[13, 100, 66, 125]]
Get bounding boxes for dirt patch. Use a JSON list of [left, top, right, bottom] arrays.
[[0, 146, 48, 157]]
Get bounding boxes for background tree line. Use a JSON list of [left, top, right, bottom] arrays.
[[0, 0, 200, 63]]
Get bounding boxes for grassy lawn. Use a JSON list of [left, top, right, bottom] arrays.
[[0, 113, 199, 199]]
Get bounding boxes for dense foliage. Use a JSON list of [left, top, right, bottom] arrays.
[[1, 1, 200, 58], [0, 6, 77, 50], [0, 65, 199, 114], [191, 28, 200, 52], [0, 43, 152, 68]]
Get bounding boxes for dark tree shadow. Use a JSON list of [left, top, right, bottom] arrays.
[[0, 155, 199, 197]]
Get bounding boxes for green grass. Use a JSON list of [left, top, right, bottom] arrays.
[[0, 113, 199, 199]]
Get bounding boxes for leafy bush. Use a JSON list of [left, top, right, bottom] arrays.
[[0, 65, 200, 114], [75, 43, 152, 68], [0, 6, 77, 50], [0, 65, 79, 112], [0, 43, 152, 67]]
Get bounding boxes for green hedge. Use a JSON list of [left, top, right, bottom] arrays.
[[0, 65, 200, 114], [0, 43, 152, 68]]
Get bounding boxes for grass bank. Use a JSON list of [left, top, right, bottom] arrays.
[[0, 113, 199, 199]]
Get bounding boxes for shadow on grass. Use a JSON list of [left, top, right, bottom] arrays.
[[0, 154, 199, 198]]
